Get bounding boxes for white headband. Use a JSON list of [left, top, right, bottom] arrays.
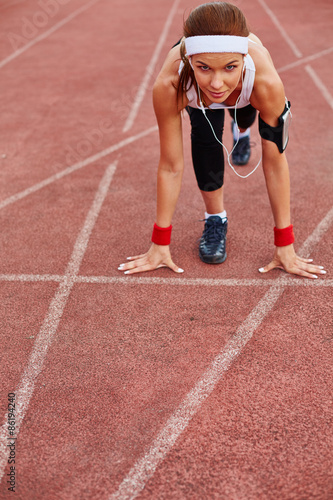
[[185, 35, 248, 56]]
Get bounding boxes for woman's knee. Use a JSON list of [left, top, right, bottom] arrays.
[[188, 107, 225, 145], [228, 104, 256, 129]]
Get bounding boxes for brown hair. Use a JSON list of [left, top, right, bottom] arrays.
[[178, 2, 250, 99]]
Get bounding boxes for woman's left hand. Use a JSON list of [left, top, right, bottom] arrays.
[[258, 245, 326, 279]]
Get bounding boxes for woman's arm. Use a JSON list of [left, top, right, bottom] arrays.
[[118, 71, 185, 275], [252, 75, 325, 278], [154, 77, 185, 227], [255, 79, 291, 229]]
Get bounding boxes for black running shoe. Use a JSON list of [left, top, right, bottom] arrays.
[[232, 134, 251, 166], [199, 216, 228, 264]]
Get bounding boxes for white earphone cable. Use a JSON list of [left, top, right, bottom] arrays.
[[197, 65, 262, 179]]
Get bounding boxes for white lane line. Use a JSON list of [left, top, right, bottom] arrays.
[[109, 284, 284, 500], [0, 161, 117, 482], [0, 274, 63, 282], [0, 274, 331, 287], [108, 204, 333, 500], [76, 276, 332, 286], [304, 65, 333, 110], [122, 0, 181, 132], [0, 126, 157, 211], [277, 47, 333, 74], [0, 0, 102, 70], [0, 275, 266, 285], [257, 0, 302, 58], [76, 276, 332, 287]]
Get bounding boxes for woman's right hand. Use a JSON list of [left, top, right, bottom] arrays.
[[118, 244, 184, 275]]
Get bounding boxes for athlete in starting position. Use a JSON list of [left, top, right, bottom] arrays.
[[118, 2, 325, 279]]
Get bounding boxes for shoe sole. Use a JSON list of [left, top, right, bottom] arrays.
[[199, 251, 227, 264]]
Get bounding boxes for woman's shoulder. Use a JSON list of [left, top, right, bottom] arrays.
[[248, 32, 264, 46], [248, 33, 274, 68], [154, 44, 182, 87], [153, 44, 185, 111], [248, 34, 285, 115], [249, 33, 283, 89]]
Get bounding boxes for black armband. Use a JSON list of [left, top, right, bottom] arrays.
[[258, 100, 291, 153]]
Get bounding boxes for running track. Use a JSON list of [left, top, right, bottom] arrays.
[[0, 0, 332, 498]]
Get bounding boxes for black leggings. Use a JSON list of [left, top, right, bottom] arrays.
[[186, 104, 257, 191]]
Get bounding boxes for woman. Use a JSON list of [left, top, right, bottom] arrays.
[[118, 2, 325, 279]]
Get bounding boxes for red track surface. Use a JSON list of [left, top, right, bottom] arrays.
[[0, 0, 332, 499]]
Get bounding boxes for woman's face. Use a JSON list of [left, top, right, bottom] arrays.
[[191, 52, 244, 104]]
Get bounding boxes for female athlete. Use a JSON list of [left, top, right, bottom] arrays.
[[118, 2, 325, 279]]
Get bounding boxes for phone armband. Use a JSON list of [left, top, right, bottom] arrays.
[[258, 100, 291, 153]]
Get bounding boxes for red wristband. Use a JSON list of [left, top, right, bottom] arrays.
[[274, 224, 295, 247], [151, 223, 172, 245]]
